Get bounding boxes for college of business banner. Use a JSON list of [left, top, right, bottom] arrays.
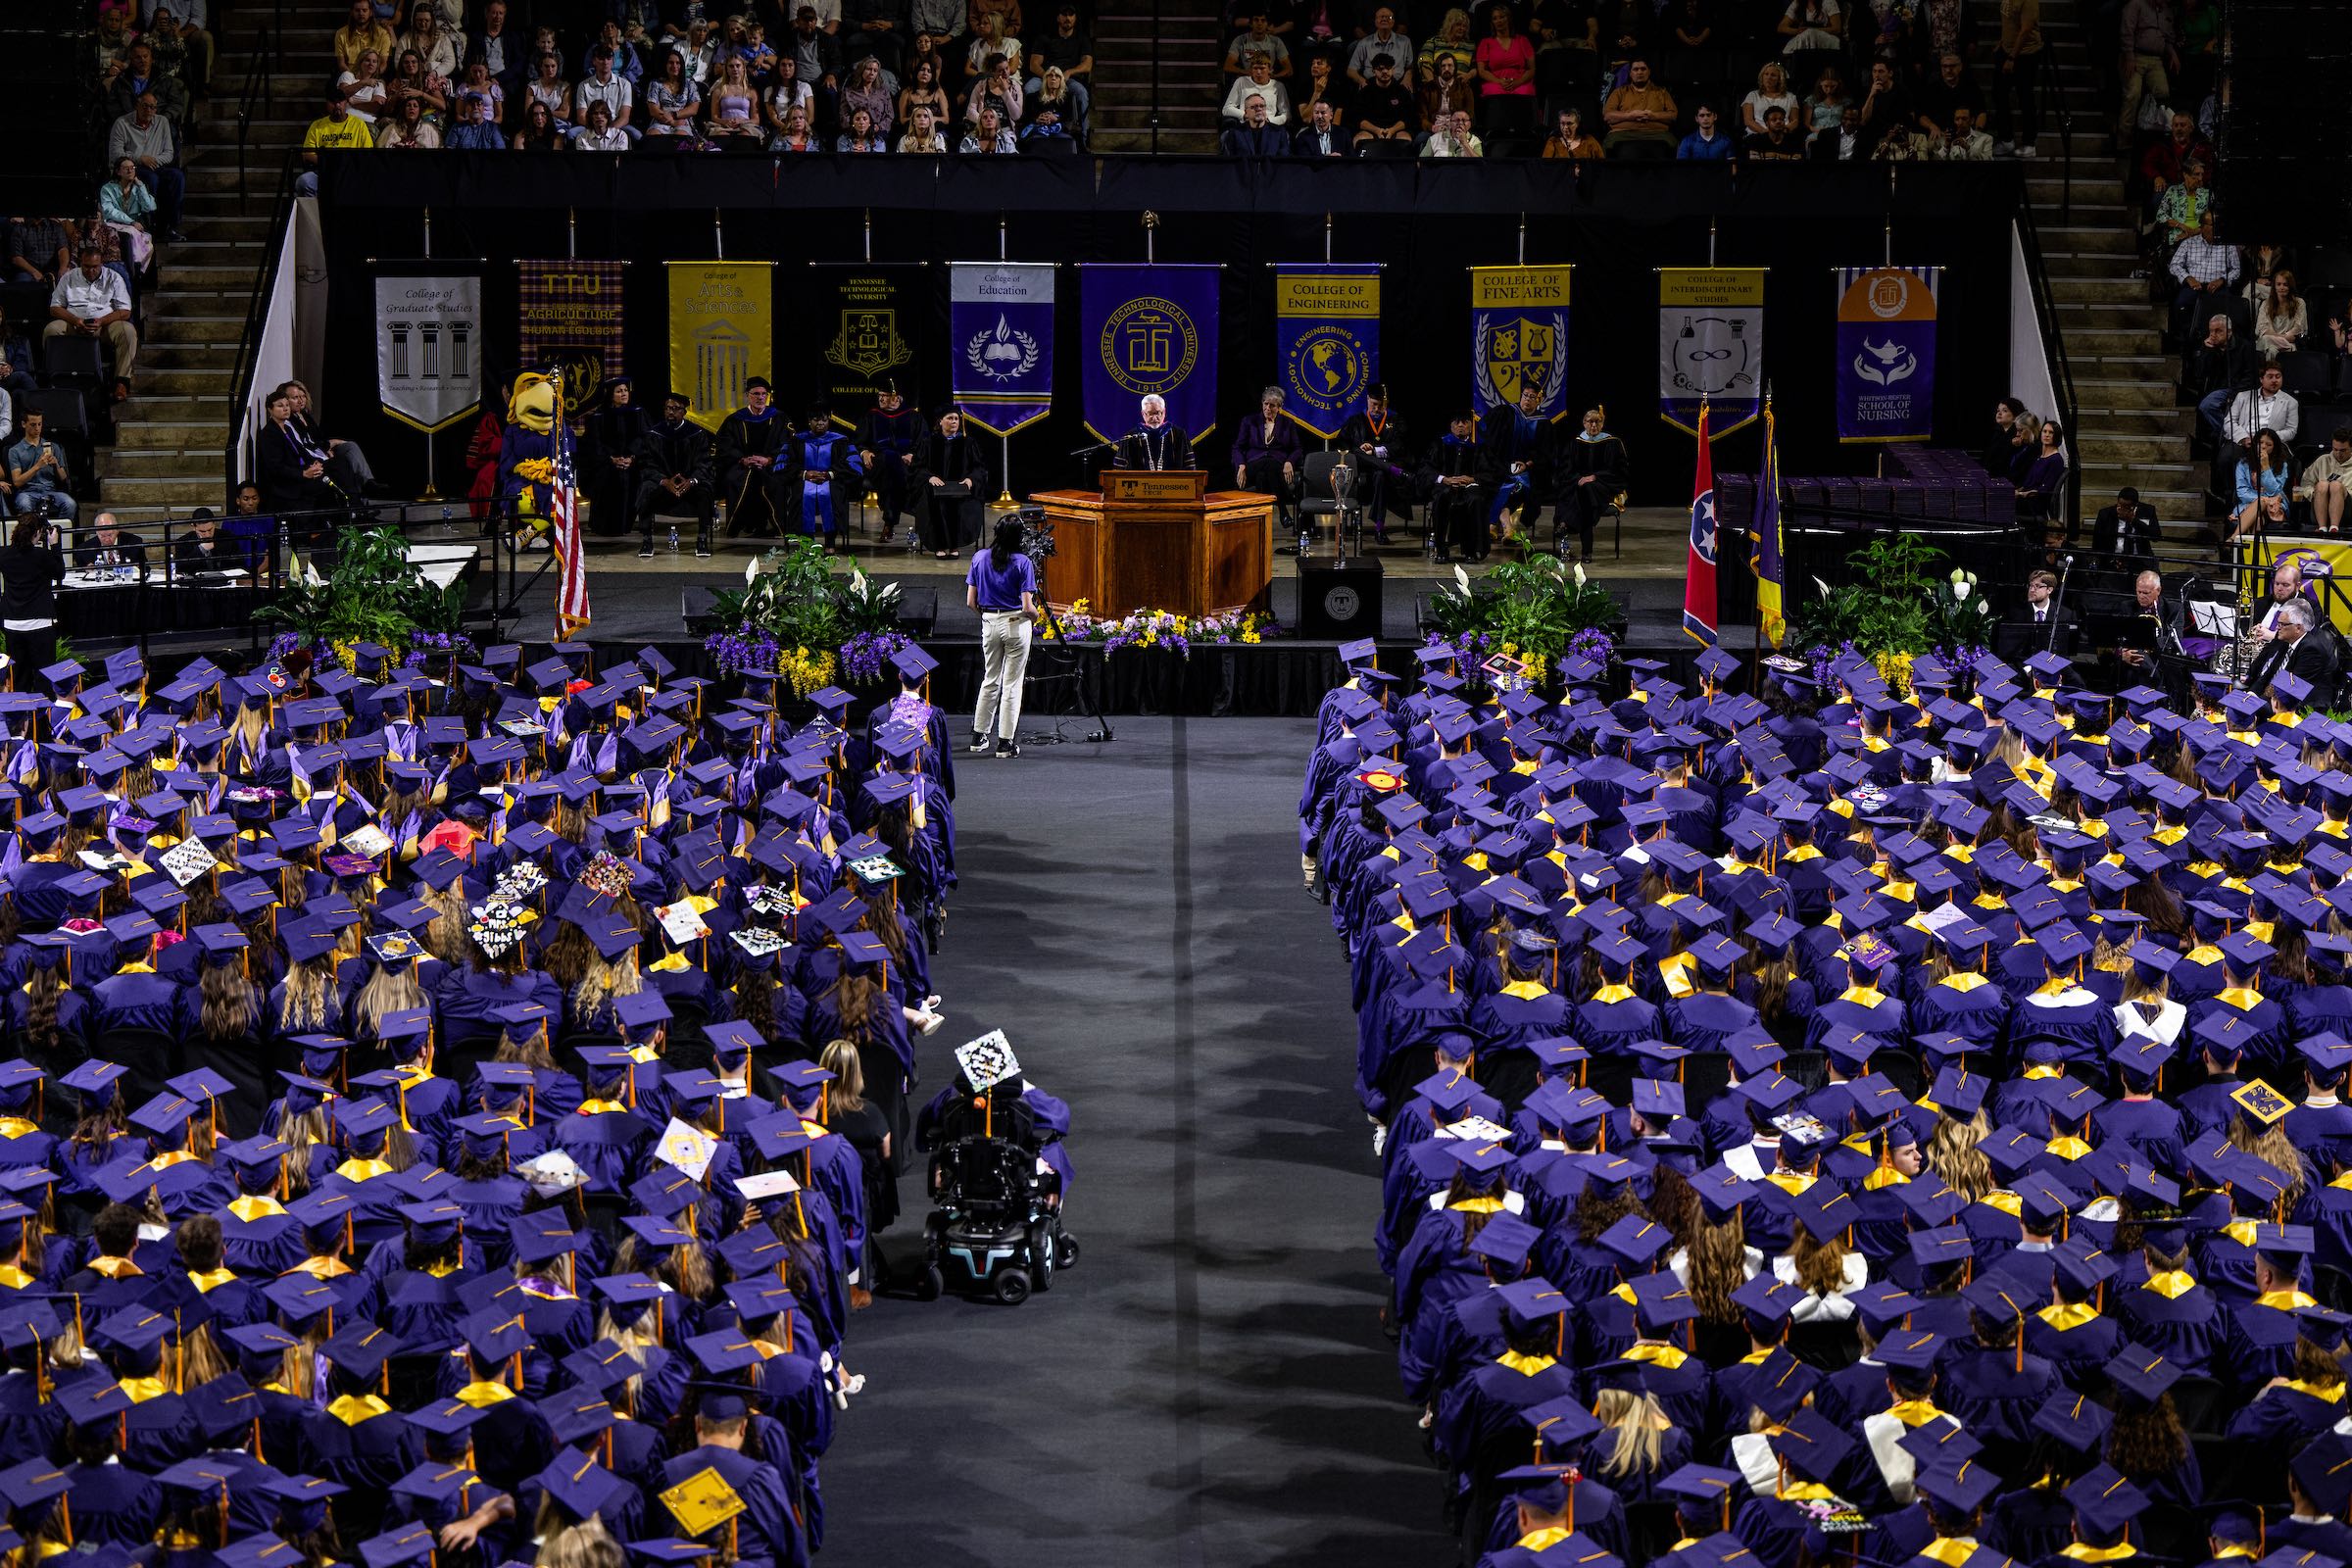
[[951, 262, 1054, 437], [1834, 265, 1941, 444], [1468, 265, 1571, 422], [1658, 268, 1766, 437], [517, 260, 626, 385], [803, 264, 925, 429], [374, 270, 481, 433], [1079, 264, 1221, 444], [1273, 265, 1380, 438], [665, 262, 774, 434]]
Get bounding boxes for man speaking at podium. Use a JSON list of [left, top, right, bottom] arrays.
[[1111, 394, 1194, 471]]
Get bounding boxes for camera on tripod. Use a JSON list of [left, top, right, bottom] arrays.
[[1015, 507, 1056, 564]]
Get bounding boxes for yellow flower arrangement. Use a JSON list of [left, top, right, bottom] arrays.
[[778, 645, 839, 698], [1874, 649, 1915, 699]]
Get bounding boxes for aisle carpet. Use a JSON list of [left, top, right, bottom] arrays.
[[817, 717, 1456, 1566]]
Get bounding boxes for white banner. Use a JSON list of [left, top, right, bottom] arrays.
[[375, 271, 482, 433]]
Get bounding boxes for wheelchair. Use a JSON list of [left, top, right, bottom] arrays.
[[914, 1134, 1077, 1305]]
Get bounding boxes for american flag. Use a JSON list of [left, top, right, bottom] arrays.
[[552, 384, 590, 638]]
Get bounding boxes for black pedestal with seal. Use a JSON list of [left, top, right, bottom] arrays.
[[1298, 556, 1383, 641]]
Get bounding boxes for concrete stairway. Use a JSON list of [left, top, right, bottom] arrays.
[[1091, 0, 1222, 152], [2021, 0, 2203, 523], [94, 7, 328, 527]]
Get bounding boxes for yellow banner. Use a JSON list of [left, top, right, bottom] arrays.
[[2254, 539, 2352, 634], [665, 262, 775, 433], [1469, 266, 1572, 310], [1275, 270, 1381, 318]]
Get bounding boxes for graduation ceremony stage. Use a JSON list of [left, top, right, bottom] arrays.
[[814, 715, 1453, 1566]]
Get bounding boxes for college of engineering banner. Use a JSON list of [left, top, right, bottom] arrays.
[[1468, 266, 1571, 422], [950, 262, 1054, 437], [374, 270, 481, 433], [803, 264, 925, 429], [516, 260, 627, 390], [1658, 267, 1766, 436], [665, 262, 774, 434], [1079, 264, 1221, 444], [1834, 266, 1941, 443], [1273, 265, 1380, 438]]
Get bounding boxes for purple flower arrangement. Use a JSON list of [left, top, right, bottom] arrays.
[[1564, 627, 1616, 667], [839, 630, 912, 685], [403, 629, 476, 669], [705, 627, 783, 677]]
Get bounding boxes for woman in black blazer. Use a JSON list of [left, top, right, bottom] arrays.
[[911, 408, 989, 559], [0, 514, 66, 681]]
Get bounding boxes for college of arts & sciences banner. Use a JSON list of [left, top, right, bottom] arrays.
[[1468, 266, 1571, 422], [950, 262, 1054, 437], [1079, 264, 1221, 444], [1834, 266, 1941, 443], [374, 270, 481, 433], [1658, 268, 1765, 436], [665, 262, 775, 434], [1273, 265, 1380, 439]]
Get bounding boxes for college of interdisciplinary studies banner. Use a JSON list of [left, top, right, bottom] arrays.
[[950, 262, 1055, 437], [1658, 267, 1765, 437], [1834, 265, 1941, 444], [665, 261, 775, 434], [1468, 265, 1571, 423], [1079, 264, 1221, 444], [1273, 265, 1380, 439]]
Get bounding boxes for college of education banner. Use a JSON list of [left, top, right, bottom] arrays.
[[665, 262, 774, 434], [1468, 266, 1571, 422], [373, 270, 481, 433], [1079, 264, 1220, 444], [1273, 265, 1380, 438], [804, 264, 925, 429], [1834, 265, 1941, 443], [950, 262, 1054, 437], [1658, 267, 1766, 436], [517, 260, 627, 384]]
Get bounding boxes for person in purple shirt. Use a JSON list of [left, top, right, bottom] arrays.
[[965, 515, 1039, 760], [1231, 385, 1303, 520]]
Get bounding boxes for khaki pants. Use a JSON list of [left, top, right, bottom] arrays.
[[975, 611, 1032, 741], [2120, 52, 2170, 132], [43, 318, 138, 382]]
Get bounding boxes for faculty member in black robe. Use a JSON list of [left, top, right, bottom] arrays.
[[584, 375, 651, 538], [716, 377, 792, 538], [912, 408, 989, 557]]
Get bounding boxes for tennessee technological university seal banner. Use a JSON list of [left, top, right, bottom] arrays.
[[1834, 266, 1941, 443], [1469, 266, 1571, 422], [1274, 266, 1380, 438], [803, 264, 924, 429], [1658, 268, 1765, 437], [374, 270, 481, 433], [950, 262, 1054, 437], [665, 262, 774, 435], [1080, 264, 1220, 444]]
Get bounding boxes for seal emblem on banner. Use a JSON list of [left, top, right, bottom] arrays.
[[1100, 296, 1200, 396], [1476, 314, 1563, 408], [825, 309, 912, 378]]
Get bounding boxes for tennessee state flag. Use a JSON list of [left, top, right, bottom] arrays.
[[1683, 401, 1719, 645]]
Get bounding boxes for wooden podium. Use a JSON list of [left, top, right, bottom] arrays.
[[1032, 470, 1273, 617]]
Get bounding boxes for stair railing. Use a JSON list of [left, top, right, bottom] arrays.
[[2016, 190, 2083, 537], [232, 0, 284, 216]]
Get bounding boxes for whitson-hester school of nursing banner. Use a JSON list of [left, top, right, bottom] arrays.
[[1468, 265, 1571, 422], [1834, 265, 1941, 443], [374, 271, 482, 433], [951, 262, 1055, 436], [1274, 265, 1380, 439], [1658, 267, 1765, 436], [665, 262, 775, 433]]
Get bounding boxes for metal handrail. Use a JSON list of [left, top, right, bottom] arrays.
[[231, 0, 283, 216], [220, 147, 302, 499], [2014, 192, 2083, 539]]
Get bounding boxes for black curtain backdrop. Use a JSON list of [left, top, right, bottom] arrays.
[[313, 155, 2023, 509]]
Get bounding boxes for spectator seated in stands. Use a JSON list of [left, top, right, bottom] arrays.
[[959, 9, 1013, 87], [700, 57, 760, 139], [6, 412, 74, 520], [524, 50, 574, 132], [1220, 93, 1289, 156], [2219, 361, 2299, 455], [573, 98, 628, 151], [960, 103, 1018, 151], [385, 48, 451, 126], [398, 0, 465, 82], [1854, 58, 1912, 156], [104, 40, 187, 126], [1221, 53, 1290, 127], [1348, 6, 1410, 90], [1223, 10, 1291, 81], [333, 0, 394, 74], [98, 161, 159, 275], [1543, 108, 1603, 159], [338, 48, 390, 123], [2302, 428, 2352, 537], [643, 48, 700, 137], [377, 93, 442, 148], [1026, 2, 1091, 120], [1912, 50, 1986, 137], [967, 51, 1024, 129], [1810, 102, 1864, 159], [2169, 209, 2238, 348], [444, 89, 505, 149], [2150, 158, 2210, 263], [2139, 110, 2213, 205], [255, 386, 361, 516], [841, 106, 892, 150], [511, 98, 564, 148], [771, 100, 824, 151], [1601, 57, 1676, 159], [1927, 106, 1994, 160], [575, 46, 637, 140], [1030, 66, 1084, 146], [296, 88, 376, 197], [1740, 61, 1798, 140], [1349, 55, 1416, 146], [2252, 270, 2308, 362], [2230, 429, 2293, 542], [898, 103, 949, 150], [1294, 99, 1346, 157], [2185, 313, 2256, 435], [1677, 104, 1735, 160], [841, 55, 897, 140], [0, 318, 35, 396], [1420, 108, 1482, 157], [1802, 63, 1851, 142], [107, 92, 184, 245], [1743, 104, 1806, 160], [43, 245, 137, 405], [2014, 417, 2069, 529]]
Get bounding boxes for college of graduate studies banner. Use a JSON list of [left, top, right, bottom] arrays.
[[804, 264, 925, 429], [951, 262, 1054, 436], [665, 262, 774, 434], [374, 270, 481, 433], [1273, 265, 1380, 438], [516, 260, 627, 386], [1080, 264, 1220, 443], [1834, 266, 1941, 443], [1658, 268, 1766, 436], [1468, 266, 1571, 422]]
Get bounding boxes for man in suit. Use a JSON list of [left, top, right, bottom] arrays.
[[1998, 567, 2074, 661], [2246, 597, 2338, 708], [1220, 92, 1289, 157], [2091, 485, 2160, 567], [1294, 99, 1348, 158], [74, 511, 146, 573], [255, 385, 360, 519], [1477, 381, 1555, 547]]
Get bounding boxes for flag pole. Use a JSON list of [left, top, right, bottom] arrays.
[[1753, 387, 1769, 675]]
